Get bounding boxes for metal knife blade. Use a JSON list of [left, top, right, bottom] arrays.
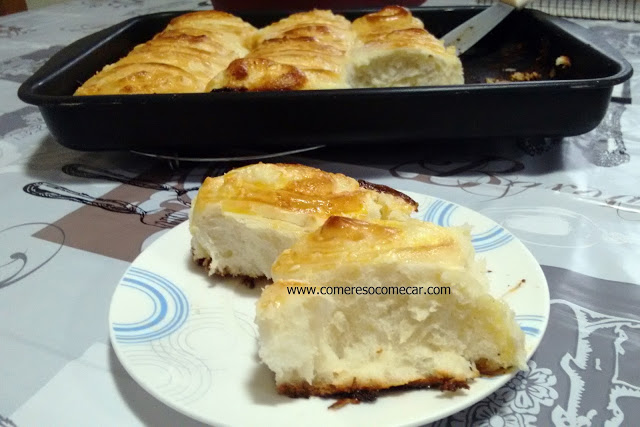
[[441, 2, 515, 56]]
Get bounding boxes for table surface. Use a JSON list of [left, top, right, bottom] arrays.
[[1, 1, 639, 426]]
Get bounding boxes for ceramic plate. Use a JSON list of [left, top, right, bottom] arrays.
[[109, 191, 549, 426]]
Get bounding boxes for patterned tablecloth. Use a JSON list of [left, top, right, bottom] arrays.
[[1, 1, 639, 426]]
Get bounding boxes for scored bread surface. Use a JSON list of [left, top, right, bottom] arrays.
[[209, 6, 463, 91], [352, 5, 425, 42], [76, 7, 465, 94], [206, 10, 355, 91], [75, 11, 257, 95]]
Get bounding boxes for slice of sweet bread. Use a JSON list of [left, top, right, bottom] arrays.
[[257, 216, 526, 397], [189, 163, 417, 279]]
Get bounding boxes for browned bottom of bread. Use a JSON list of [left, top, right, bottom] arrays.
[[275, 360, 517, 400], [192, 251, 264, 287], [277, 375, 471, 400], [357, 179, 418, 209]]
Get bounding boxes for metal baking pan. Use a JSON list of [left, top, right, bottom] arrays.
[[17, 7, 633, 155]]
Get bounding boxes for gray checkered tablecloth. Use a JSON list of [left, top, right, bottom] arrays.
[[1, 1, 639, 426]]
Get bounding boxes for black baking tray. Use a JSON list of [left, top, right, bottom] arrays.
[[17, 7, 633, 154]]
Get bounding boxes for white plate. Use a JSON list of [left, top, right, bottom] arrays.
[[109, 191, 549, 427]]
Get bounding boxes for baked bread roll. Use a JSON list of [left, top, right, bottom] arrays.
[[189, 163, 417, 279], [258, 216, 526, 397], [165, 10, 257, 48], [75, 11, 256, 95], [207, 10, 354, 91], [349, 6, 464, 88], [252, 9, 353, 48], [351, 4, 425, 41]]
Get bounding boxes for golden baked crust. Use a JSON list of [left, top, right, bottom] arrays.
[[253, 9, 353, 48], [250, 36, 347, 76], [271, 216, 470, 280], [116, 44, 232, 85], [192, 163, 417, 226], [207, 57, 308, 92], [165, 10, 257, 48], [75, 10, 256, 95], [74, 63, 201, 95], [208, 10, 355, 91], [150, 28, 249, 58], [351, 5, 424, 43]]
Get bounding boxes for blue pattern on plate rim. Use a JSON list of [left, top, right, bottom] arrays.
[[423, 200, 513, 253], [112, 267, 189, 344], [515, 315, 545, 337]]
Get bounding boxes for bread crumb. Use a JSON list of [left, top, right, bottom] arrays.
[[510, 71, 541, 81], [329, 398, 361, 410], [555, 55, 571, 68]]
